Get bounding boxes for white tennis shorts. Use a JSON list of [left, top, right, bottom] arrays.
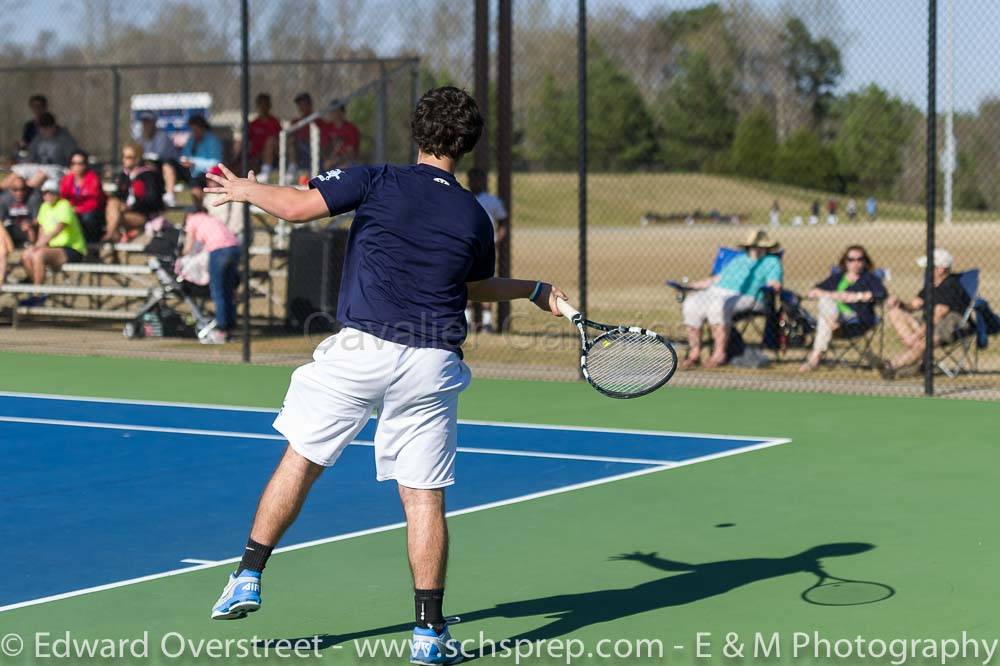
[[272, 328, 471, 489]]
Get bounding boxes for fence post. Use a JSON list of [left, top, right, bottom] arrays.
[[376, 63, 388, 164], [111, 67, 121, 165], [577, 0, 588, 325], [924, 0, 937, 396], [409, 62, 419, 164], [241, 0, 252, 363], [473, 0, 490, 172], [497, 0, 512, 332]]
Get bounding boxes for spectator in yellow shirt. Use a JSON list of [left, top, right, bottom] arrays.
[[18, 180, 86, 306]]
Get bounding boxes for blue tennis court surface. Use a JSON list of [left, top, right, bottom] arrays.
[[0, 392, 789, 610]]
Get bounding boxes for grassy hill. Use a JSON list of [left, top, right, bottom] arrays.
[[493, 172, 996, 228]]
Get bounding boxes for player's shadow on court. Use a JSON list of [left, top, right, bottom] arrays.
[[260, 542, 890, 655]]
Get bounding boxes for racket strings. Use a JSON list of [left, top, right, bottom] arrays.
[[585, 330, 676, 396]]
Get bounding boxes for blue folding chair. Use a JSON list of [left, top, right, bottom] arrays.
[[936, 269, 984, 377]]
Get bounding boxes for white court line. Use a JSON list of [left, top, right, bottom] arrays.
[[0, 390, 784, 443], [0, 416, 680, 466], [180, 559, 215, 565], [0, 436, 790, 615], [0, 390, 279, 413], [0, 416, 286, 441]]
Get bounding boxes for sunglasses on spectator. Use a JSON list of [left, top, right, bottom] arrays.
[[10, 187, 24, 192], [846, 256, 866, 262]]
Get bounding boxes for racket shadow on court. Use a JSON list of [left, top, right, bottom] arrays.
[[258, 542, 893, 655]]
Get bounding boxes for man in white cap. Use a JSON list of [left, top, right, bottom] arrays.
[[682, 229, 783, 368], [877, 248, 970, 379]]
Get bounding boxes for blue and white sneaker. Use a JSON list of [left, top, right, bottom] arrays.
[[410, 624, 463, 665], [210, 569, 261, 620]]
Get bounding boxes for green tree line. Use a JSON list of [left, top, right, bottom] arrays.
[[515, 3, 998, 212]]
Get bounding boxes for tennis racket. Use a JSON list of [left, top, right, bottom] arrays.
[[557, 298, 677, 399], [801, 568, 895, 606]]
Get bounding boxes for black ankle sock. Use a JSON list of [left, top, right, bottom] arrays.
[[238, 538, 274, 573], [414, 588, 446, 632]]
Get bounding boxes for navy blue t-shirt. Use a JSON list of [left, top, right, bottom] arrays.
[[309, 163, 495, 355]]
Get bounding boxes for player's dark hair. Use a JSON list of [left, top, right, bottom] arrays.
[[38, 112, 56, 128], [411, 86, 482, 160], [29, 94, 47, 107], [837, 245, 875, 273]]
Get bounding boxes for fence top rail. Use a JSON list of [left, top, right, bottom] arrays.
[[0, 56, 420, 74]]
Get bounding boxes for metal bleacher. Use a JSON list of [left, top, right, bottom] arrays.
[[0, 207, 289, 330]]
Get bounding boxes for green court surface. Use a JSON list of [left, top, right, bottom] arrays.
[[1, 351, 997, 665]]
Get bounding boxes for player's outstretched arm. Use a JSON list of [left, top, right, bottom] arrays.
[[467, 277, 567, 316], [204, 164, 328, 222]]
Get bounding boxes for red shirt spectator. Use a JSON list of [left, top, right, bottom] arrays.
[[249, 115, 281, 158], [248, 94, 281, 159], [322, 119, 360, 163], [59, 167, 104, 215]]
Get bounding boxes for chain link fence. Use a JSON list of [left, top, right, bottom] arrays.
[[0, 0, 996, 400]]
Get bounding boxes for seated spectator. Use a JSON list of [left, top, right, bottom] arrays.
[[2, 169, 47, 192], [682, 230, 783, 368], [59, 149, 105, 243], [18, 180, 87, 306], [288, 92, 324, 181], [18, 94, 48, 153], [799, 245, 887, 372], [26, 112, 77, 167], [321, 103, 360, 169], [0, 175, 41, 283], [874, 248, 970, 379], [104, 142, 165, 241], [181, 210, 241, 344], [179, 115, 223, 208], [138, 111, 180, 207], [248, 93, 281, 182]]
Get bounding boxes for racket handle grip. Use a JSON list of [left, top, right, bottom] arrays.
[[556, 298, 580, 320]]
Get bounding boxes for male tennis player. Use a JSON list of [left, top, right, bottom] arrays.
[[204, 86, 566, 665]]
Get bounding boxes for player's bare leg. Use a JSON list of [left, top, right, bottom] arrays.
[[211, 445, 324, 619], [399, 484, 460, 663], [249, 445, 325, 545], [399, 485, 448, 589]]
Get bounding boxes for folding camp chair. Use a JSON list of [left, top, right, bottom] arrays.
[[824, 268, 888, 369], [666, 246, 785, 351], [937, 269, 981, 377]]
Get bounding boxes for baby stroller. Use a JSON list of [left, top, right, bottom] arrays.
[[123, 225, 218, 341]]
